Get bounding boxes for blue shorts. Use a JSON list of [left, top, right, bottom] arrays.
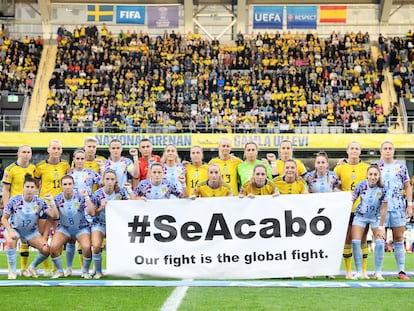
[[5, 228, 40, 242], [353, 214, 380, 229], [91, 223, 106, 236], [56, 225, 90, 239], [384, 210, 406, 228]]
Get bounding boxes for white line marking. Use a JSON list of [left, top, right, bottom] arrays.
[[160, 285, 189, 311]]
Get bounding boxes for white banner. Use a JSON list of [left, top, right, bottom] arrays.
[[106, 192, 351, 279]]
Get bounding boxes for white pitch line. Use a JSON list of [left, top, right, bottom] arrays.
[[159, 285, 189, 311]]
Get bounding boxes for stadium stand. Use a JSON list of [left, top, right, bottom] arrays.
[[37, 26, 400, 134]]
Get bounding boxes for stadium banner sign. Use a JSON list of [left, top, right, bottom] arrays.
[[116, 6, 145, 24], [147, 5, 179, 29], [0, 133, 413, 150], [286, 6, 317, 29], [253, 6, 283, 29], [106, 192, 351, 279]]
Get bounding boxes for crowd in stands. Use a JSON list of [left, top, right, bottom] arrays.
[[379, 30, 414, 102], [40, 24, 413, 133], [0, 25, 43, 96]]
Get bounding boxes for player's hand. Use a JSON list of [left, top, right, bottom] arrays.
[[129, 148, 138, 158], [100, 199, 108, 210], [124, 182, 132, 192], [79, 189, 88, 197], [95, 158, 104, 166], [336, 158, 346, 166], [44, 193, 54, 201], [8, 229, 18, 241], [178, 174, 186, 184], [266, 153, 277, 162]]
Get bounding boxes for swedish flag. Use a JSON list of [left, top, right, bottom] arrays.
[[87, 5, 113, 22]]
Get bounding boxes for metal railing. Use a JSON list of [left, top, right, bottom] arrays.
[[0, 114, 404, 134]]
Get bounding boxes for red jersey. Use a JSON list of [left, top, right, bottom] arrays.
[[138, 155, 161, 181]]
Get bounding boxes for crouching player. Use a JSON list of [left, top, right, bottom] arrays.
[[1, 174, 59, 279], [49, 175, 94, 279]]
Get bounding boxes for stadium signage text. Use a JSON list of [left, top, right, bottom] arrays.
[[106, 193, 351, 279], [254, 13, 281, 22], [2, 133, 412, 150], [128, 210, 331, 243], [253, 6, 283, 29], [116, 6, 145, 24]]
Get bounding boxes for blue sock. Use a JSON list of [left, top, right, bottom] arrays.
[[82, 256, 92, 273], [92, 253, 102, 273], [30, 253, 48, 268], [374, 239, 385, 273], [6, 248, 17, 273], [52, 256, 64, 273], [65, 243, 76, 269], [394, 241, 405, 272], [352, 240, 362, 273]]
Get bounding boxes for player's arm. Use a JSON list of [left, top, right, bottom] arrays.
[[2, 183, 11, 206], [404, 180, 413, 215], [44, 193, 59, 220], [129, 148, 140, 179], [178, 175, 188, 198]]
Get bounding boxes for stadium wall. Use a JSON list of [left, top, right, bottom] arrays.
[[5, 3, 414, 40]]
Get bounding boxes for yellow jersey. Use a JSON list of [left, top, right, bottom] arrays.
[[35, 160, 70, 198], [334, 161, 370, 192], [194, 181, 233, 197], [84, 155, 106, 173], [185, 163, 208, 196], [208, 156, 243, 195], [273, 176, 307, 194], [2, 162, 36, 197], [241, 179, 277, 196], [276, 158, 307, 176], [334, 160, 370, 212]]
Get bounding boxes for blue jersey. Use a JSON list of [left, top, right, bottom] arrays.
[[91, 188, 129, 226], [53, 192, 89, 229], [377, 159, 410, 212], [102, 157, 133, 188], [304, 170, 340, 193], [67, 168, 101, 196], [134, 179, 183, 200], [4, 195, 49, 235], [163, 163, 186, 189], [352, 180, 388, 217]]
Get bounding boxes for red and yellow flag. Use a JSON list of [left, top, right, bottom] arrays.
[[319, 6, 347, 23]]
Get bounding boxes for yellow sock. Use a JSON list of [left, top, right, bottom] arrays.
[[43, 258, 50, 272], [77, 243, 84, 266], [361, 243, 368, 274], [20, 242, 30, 271], [343, 244, 353, 273]]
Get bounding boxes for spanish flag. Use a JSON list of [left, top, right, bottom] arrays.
[[319, 6, 347, 23], [87, 5, 114, 22]]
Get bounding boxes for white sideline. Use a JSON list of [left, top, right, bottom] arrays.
[[159, 285, 189, 311]]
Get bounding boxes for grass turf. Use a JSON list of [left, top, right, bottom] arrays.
[[0, 251, 413, 311]]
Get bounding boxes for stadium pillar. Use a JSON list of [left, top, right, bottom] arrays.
[[379, 0, 392, 24], [184, 0, 194, 34], [236, 0, 247, 36]]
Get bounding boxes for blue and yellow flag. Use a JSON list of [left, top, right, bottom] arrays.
[[87, 5, 113, 22]]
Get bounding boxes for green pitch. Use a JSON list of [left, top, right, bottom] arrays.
[[0, 251, 413, 311]]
